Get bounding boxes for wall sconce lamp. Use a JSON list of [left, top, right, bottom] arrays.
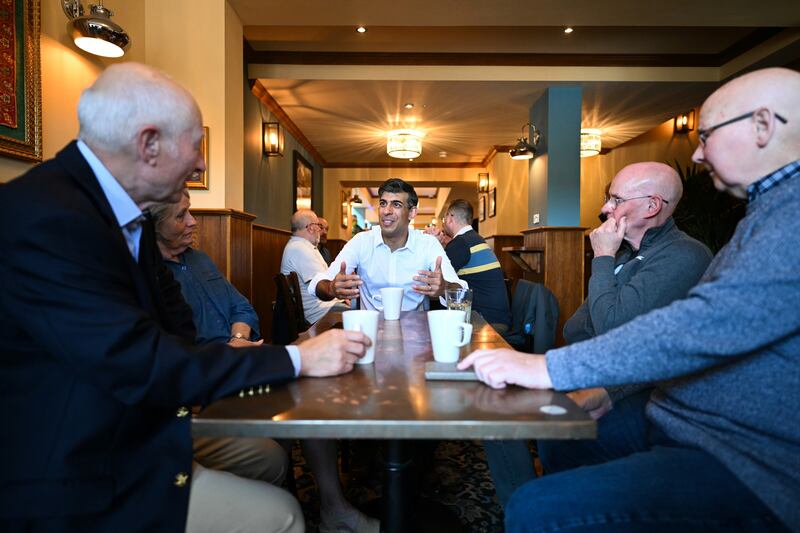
[[62, 0, 130, 58], [478, 173, 489, 193], [262, 122, 284, 156], [674, 110, 695, 133], [580, 128, 602, 157], [509, 123, 540, 160]]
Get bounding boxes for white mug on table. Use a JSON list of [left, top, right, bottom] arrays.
[[371, 287, 404, 320], [343, 310, 380, 364], [427, 309, 473, 363]]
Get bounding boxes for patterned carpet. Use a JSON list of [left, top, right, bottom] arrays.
[[290, 439, 519, 532]]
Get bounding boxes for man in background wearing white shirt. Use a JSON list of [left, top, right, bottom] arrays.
[[281, 210, 344, 324]]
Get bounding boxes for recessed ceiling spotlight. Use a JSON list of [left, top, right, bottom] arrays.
[[564, 27, 574, 34], [438, 151, 447, 158], [403, 102, 414, 109], [356, 26, 367, 33]]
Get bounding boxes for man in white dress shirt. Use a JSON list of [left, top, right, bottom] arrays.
[[312, 179, 466, 310], [281, 209, 343, 324]]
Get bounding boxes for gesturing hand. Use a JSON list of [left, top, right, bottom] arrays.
[[590, 216, 627, 257], [298, 328, 371, 377], [332, 261, 362, 300], [413, 256, 445, 297]]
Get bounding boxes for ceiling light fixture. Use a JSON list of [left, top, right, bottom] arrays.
[[350, 189, 363, 205], [62, 0, 130, 58], [438, 151, 448, 158], [564, 27, 574, 34], [403, 103, 414, 109], [356, 25, 367, 33], [580, 128, 602, 157], [509, 123, 540, 160], [387, 129, 423, 159]]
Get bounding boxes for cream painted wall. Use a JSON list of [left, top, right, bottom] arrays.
[[579, 115, 701, 229], [323, 167, 479, 240], [0, 0, 144, 182], [144, 0, 243, 210], [484, 154, 529, 237]]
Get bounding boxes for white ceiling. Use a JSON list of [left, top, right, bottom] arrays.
[[231, 0, 800, 164]]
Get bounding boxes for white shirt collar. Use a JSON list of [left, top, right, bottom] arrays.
[[455, 225, 473, 237], [368, 225, 418, 252], [77, 140, 142, 229]]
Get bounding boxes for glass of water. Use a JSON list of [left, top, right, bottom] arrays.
[[445, 288, 473, 323]]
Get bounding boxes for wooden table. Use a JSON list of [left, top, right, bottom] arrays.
[[194, 311, 595, 532]]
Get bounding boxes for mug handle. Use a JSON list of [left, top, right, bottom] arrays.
[[454, 323, 473, 347], [371, 293, 384, 311]]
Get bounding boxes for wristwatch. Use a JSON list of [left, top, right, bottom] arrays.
[[230, 332, 245, 340]]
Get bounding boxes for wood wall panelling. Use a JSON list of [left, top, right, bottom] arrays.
[[521, 226, 586, 346], [191, 209, 256, 301], [253, 224, 292, 343], [485, 235, 524, 282]]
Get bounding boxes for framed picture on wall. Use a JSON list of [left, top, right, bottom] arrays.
[[488, 187, 497, 218], [479, 194, 486, 221], [293, 150, 313, 212], [0, 0, 42, 162], [186, 126, 209, 189]]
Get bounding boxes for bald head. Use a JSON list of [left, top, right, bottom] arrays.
[[78, 62, 201, 154], [614, 162, 682, 218], [693, 67, 800, 198], [291, 210, 321, 245]]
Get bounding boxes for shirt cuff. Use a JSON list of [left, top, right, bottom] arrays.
[[285, 345, 302, 377]]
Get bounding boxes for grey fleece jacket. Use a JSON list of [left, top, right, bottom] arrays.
[[546, 167, 800, 529], [563, 218, 712, 402]]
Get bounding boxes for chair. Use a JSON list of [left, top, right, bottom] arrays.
[[501, 280, 559, 353], [272, 272, 310, 345]]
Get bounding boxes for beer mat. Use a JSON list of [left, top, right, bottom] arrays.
[[424, 361, 479, 381]]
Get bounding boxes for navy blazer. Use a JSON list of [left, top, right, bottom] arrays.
[[0, 142, 295, 531]]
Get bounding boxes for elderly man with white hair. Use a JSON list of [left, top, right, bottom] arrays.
[[0, 62, 370, 532], [460, 67, 800, 531]]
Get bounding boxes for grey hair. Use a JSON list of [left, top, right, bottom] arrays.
[[447, 199, 473, 224], [149, 187, 190, 233], [78, 63, 199, 153], [290, 210, 317, 233]]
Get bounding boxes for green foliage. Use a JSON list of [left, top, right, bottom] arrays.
[[670, 160, 746, 253]]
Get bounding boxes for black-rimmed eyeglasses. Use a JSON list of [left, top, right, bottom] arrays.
[[604, 195, 669, 207], [698, 110, 788, 146]]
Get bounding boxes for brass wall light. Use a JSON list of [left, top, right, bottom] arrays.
[[262, 122, 284, 156], [509, 123, 540, 160], [62, 0, 130, 58], [478, 173, 489, 193], [674, 110, 695, 133]]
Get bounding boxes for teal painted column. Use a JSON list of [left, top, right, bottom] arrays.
[[527, 87, 582, 227]]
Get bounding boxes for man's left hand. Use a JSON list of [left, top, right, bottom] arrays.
[[413, 256, 445, 297], [567, 387, 612, 420]]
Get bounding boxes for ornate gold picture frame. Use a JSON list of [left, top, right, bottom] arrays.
[[186, 126, 209, 190], [0, 0, 42, 162]]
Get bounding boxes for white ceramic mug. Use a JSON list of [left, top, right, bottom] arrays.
[[371, 287, 404, 320], [427, 310, 473, 363], [342, 310, 380, 364]]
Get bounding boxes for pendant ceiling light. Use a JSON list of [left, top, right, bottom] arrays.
[[387, 129, 423, 159], [509, 123, 541, 160], [580, 128, 602, 157], [63, 0, 130, 58]]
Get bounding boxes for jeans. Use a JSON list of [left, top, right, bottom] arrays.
[[505, 391, 787, 532]]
